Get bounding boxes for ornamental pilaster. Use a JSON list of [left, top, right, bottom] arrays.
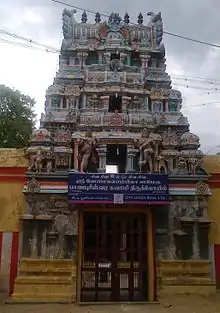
[[140, 54, 151, 69], [126, 145, 138, 173], [73, 140, 79, 170], [77, 52, 83, 67], [82, 52, 88, 66], [165, 99, 169, 112], [98, 52, 103, 64], [166, 202, 177, 259], [192, 222, 200, 259], [103, 52, 111, 65], [60, 97, 64, 108], [96, 144, 107, 172], [100, 95, 109, 110], [30, 226, 38, 258], [120, 53, 127, 63], [122, 96, 131, 112]]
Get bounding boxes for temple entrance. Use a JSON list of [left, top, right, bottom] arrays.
[[80, 211, 148, 302], [106, 144, 127, 173]]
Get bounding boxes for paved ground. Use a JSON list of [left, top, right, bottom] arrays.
[[1, 295, 220, 313]]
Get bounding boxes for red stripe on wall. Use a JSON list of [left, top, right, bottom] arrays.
[[9, 232, 20, 295], [208, 182, 220, 188], [0, 176, 27, 183], [214, 244, 220, 288], [0, 231, 3, 266], [209, 173, 220, 180], [0, 167, 27, 175]]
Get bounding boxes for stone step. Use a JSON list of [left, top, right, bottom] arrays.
[[161, 276, 216, 285], [15, 275, 72, 284], [13, 285, 73, 297], [12, 258, 77, 302], [158, 268, 212, 275], [11, 292, 73, 302], [19, 258, 75, 274]]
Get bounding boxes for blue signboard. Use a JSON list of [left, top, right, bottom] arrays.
[[68, 173, 169, 205]]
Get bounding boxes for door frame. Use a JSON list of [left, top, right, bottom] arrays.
[[76, 206, 155, 303]]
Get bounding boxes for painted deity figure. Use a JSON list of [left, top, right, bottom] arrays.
[[168, 100, 177, 112], [156, 155, 168, 173], [78, 132, 97, 172], [188, 157, 198, 175], [136, 130, 155, 173], [154, 101, 162, 112], [35, 150, 43, 172], [28, 150, 43, 172]]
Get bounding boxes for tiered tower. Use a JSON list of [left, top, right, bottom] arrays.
[[12, 10, 215, 303]]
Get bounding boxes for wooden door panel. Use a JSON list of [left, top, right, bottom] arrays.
[[81, 212, 148, 302]]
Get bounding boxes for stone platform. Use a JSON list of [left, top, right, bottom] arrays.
[[158, 260, 216, 296], [11, 258, 76, 302]]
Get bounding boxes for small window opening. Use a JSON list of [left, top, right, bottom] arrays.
[[148, 97, 152, 111], [109, 95, 122, 112], [63, 97, 67, 109], [106, 144, 127, 173], [131, 52, 141, 67], [162, 99, 166, 112], [111, 53, 120, 60]]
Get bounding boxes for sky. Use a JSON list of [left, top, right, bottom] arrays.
[[0, 0, 220, 153]]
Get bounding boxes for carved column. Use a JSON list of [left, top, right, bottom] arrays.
[[98, 52, 103, 64], [192, 222, 200, 259], [167, 203, 176, 259], [100, 96, 109, 111], [77, 52, 83, 68], [30, 224, 38, 258], [140, 54, 151, 69], [126, 146, 138, 173], [177, 100, 181, 112], [96, 144, 107, 173], [41, 228, 47, 258], [75, 96, 80, 109], [167, 156, 174, 173], [82, 52, 88, 66], [103, 52, 111, 65], [66, 97, 70, 109], [127, 53, 131, 66], [120, 53, 127, 64], [74, 140, 79, 170], [122, 96, 130, 112], [60, 97, 63, 109], [192, 198, 200, 259], [165, 99, 169, 112], [81, 94, 86, 109]]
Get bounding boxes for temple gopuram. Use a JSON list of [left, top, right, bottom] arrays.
[[11, 9, 216, 303]]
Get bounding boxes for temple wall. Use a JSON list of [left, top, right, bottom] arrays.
[[202, 155, 220, 244], [0, 150, 218, 299], [202, 155, 220, 288], [0, 149, 27, 295]]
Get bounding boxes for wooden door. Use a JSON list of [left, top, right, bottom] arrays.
[[80, 211, 148, 302]]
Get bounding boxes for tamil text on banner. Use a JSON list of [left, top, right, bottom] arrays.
[[68, 173, 169, 204]]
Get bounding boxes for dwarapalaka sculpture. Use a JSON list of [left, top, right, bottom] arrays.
[[78, 132, 98, 172]]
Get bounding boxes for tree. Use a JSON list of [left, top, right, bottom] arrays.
[[0, 85, 36, 148]]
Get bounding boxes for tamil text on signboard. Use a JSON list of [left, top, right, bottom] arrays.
[[68, 173, 169, 204]]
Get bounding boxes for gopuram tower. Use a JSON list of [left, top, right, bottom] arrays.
[[12, 10, 215, 303]]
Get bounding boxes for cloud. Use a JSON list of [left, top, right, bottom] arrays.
[[0, 0, 220, 150]]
